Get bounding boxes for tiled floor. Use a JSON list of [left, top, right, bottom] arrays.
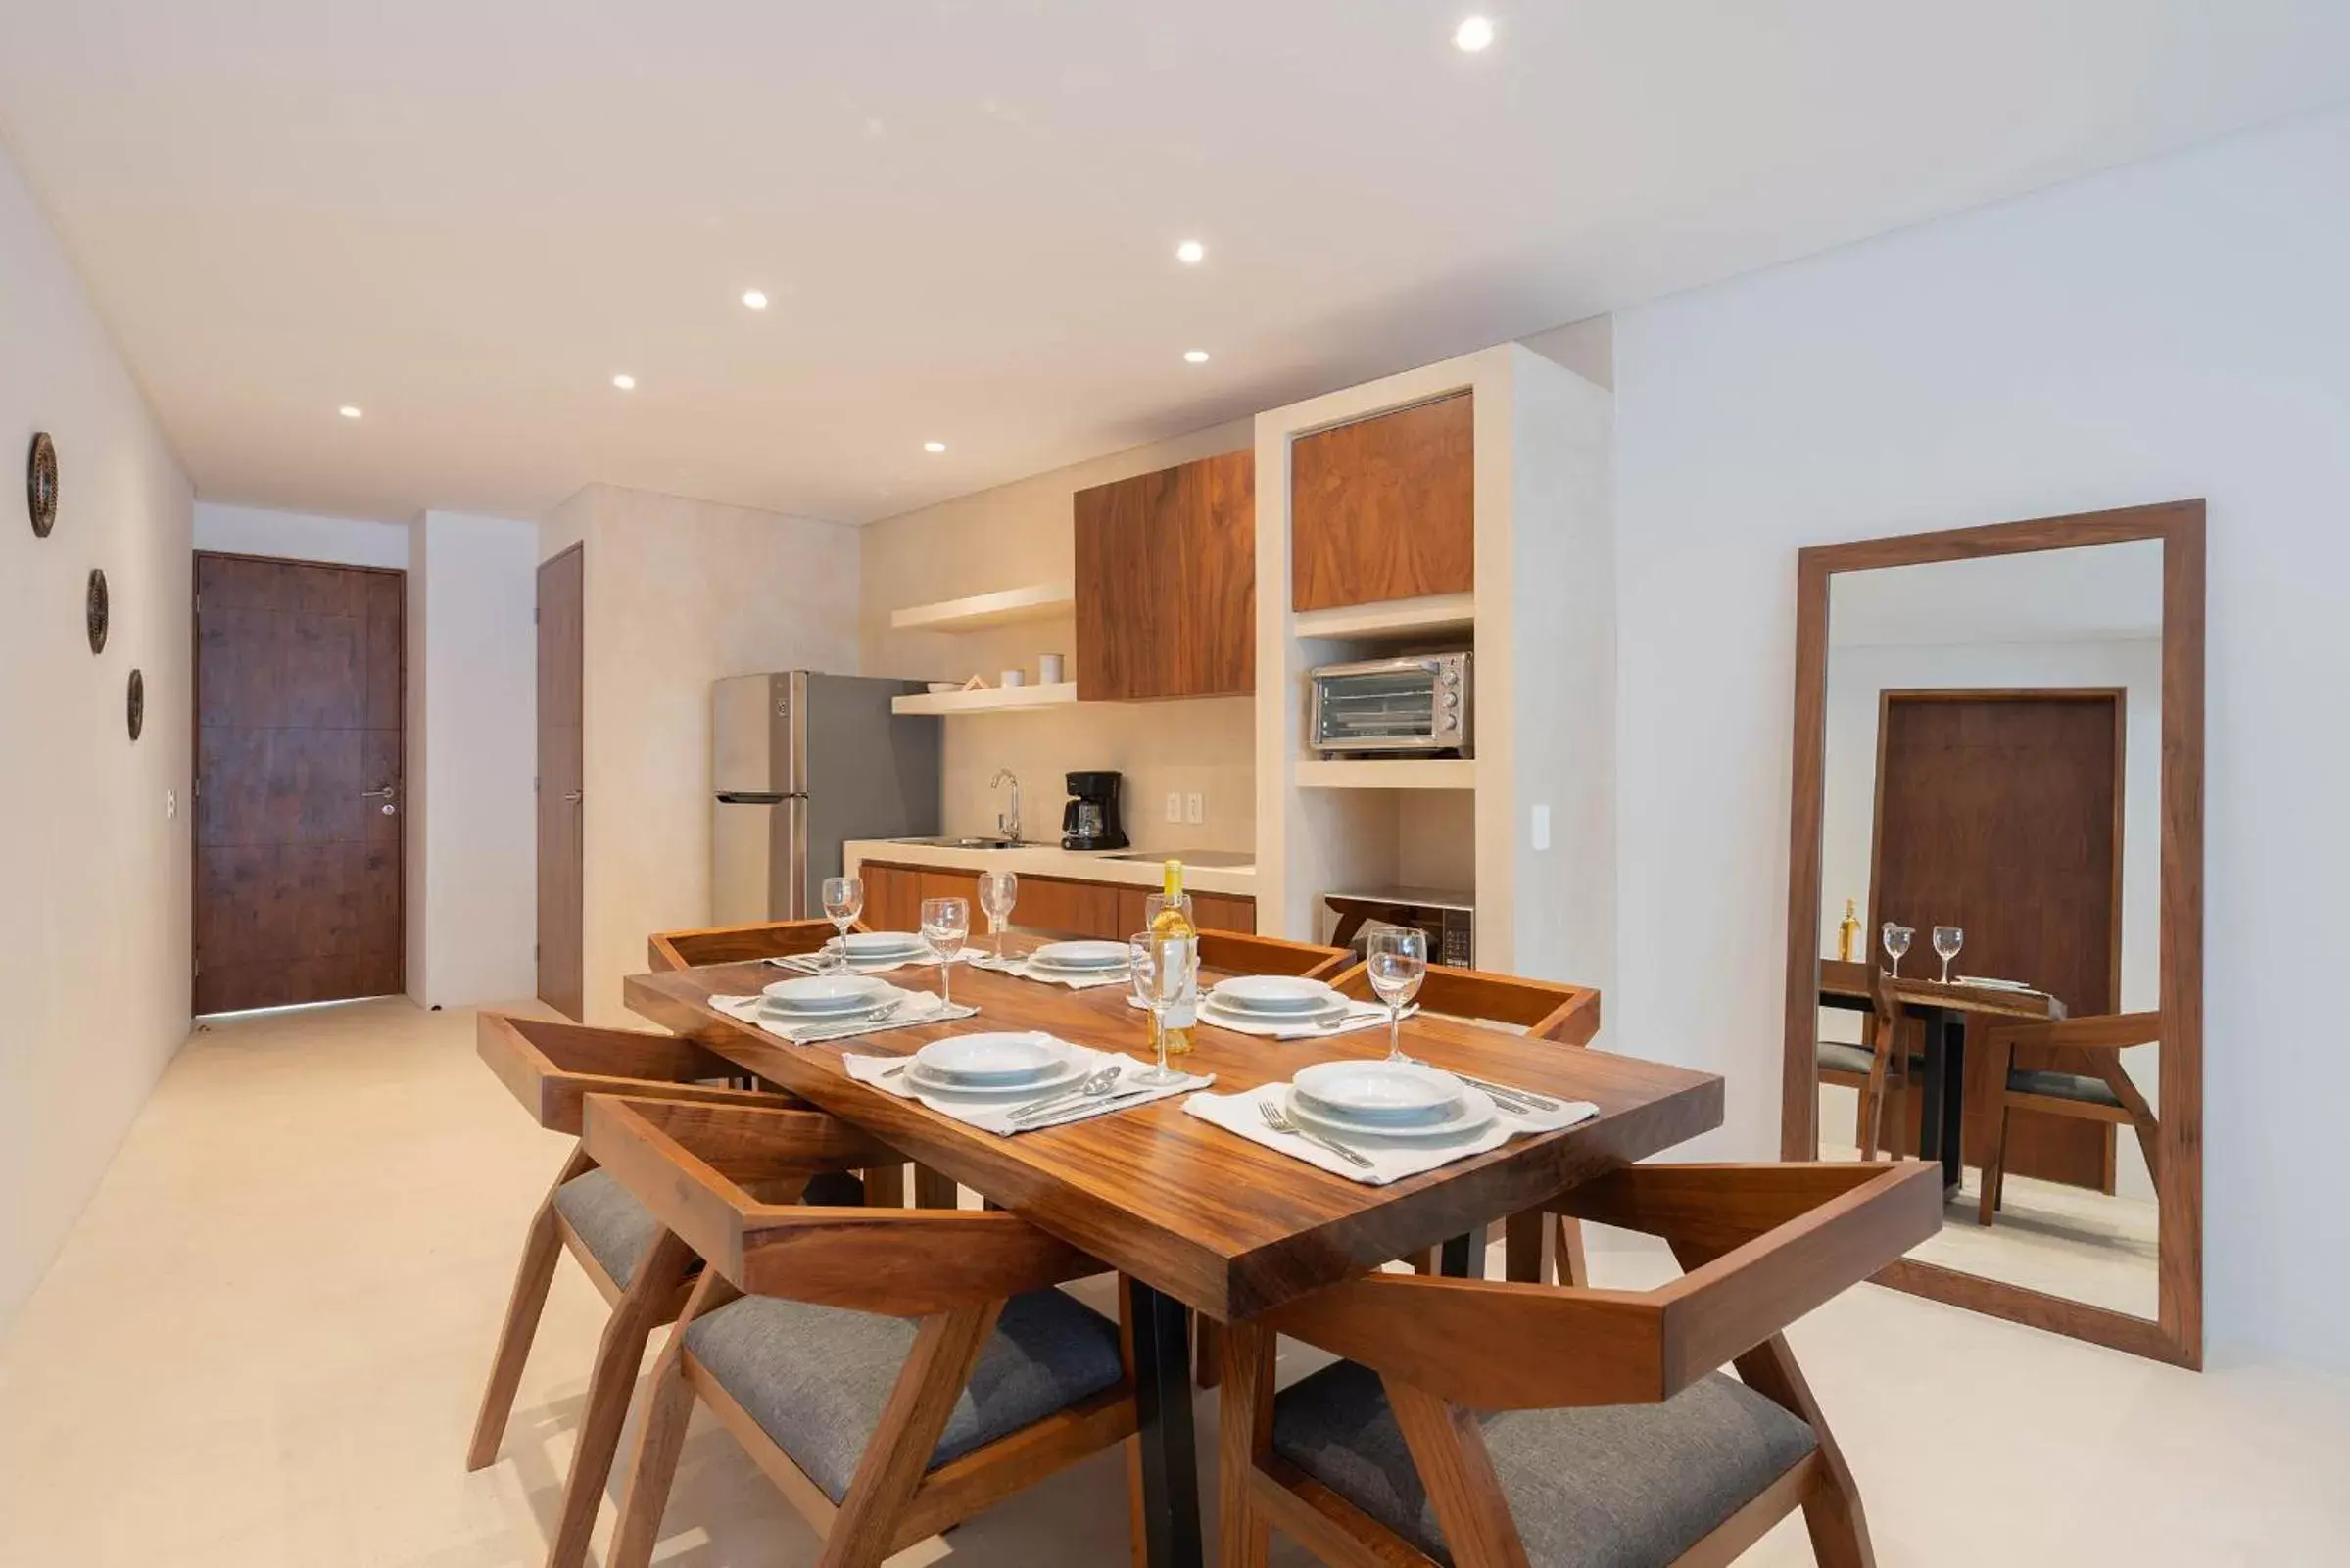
[[0, 997, 2343, 1566]]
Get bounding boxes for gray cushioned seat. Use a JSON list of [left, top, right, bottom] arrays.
[[555, 1167, 866, 1290], [1272, 1360, 1817, 1568], [683, 1286, 1125, 1503], [1816, 1041, 1921, 1076], [2006, 1069, 2123, 1108]]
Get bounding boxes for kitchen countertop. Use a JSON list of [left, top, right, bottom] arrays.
[[843, 837, 1258, 896]]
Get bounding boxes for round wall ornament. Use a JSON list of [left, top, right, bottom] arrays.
[[27, 431, 58, 537], [87, 568, 110, 653], [127, 669, 145, 740]]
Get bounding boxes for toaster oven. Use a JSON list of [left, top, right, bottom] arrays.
[[1308, 653, 1471, 756]]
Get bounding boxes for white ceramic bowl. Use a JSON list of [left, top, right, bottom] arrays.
[[1029, 939, 1131, 971], [760, 974, 894, 1014], [1290, 1061, 1465, 1126], [1210, 974, 1339, 1013], [913, 1032, 1064, 1085]]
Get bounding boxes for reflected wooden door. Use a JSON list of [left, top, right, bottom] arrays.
[[1870, 689, 2124, 1189], [537, 546, 585, 1019], [193, 553, 404, 1014]]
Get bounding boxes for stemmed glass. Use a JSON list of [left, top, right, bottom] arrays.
[[1881, 922, 1914, 979], [1367, 927, 1428, 1064], [821, 876, 862, 973], [978, 871, 1019, 964], [1128, 931, 1196, 1087], [921, 897, 970, 1007], [1933, 926, 1964, 983]]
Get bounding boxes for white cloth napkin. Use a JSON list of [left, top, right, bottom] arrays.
[[711, 984, 977, 1044], [843, 1039, 1212, 1135], [970, 953, 1131, 991], [1182, 1079, 1597, 1186], [1129, 993, 1413, 1041]]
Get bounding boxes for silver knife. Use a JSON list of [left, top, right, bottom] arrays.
[[1015, 1084, 1164, 1130]]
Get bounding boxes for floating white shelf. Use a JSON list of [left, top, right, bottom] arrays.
[[889, 583, 1076, 633], [1294, 758, 1477, 791], [1293, 592, 1475, 640], [891, 681, 1079, 716]]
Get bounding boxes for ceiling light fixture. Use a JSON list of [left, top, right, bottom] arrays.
[[337, 405, 362, 419], [742, 289, 769, 310], [1455, 15, 1495, 51], [1184, 350, 1211, 364], [1175, 239, 1205, 265], [611, 373, 637, 390], [923, 441, 947, 453]]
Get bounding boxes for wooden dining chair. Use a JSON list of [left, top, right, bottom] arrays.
[[1220, 1160, 1942, 1568], [1815, 966, 1920, 1163], [647, 915, 858, 972], [1196, 929, 1353, 980], [578, 1093, 1149, 1568], [468, 1012, 870, 1568], [1974, 1012, 2161, 1227]]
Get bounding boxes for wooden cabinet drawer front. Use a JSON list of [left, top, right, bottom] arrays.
[[1291, 391, 1473, 612], [1115, 884, 1254, 935], [859, 863, 923, 933], [1014, 876, 1122, 940], [1075, 449, 1255, 701], [865, 862, 1250, 942]]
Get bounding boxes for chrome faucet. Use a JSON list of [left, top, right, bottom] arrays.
[[990, 769, 1021, 842]]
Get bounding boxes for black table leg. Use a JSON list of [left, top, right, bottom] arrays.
[[1438, 1221, 1487, 1278], [1940, 1017, 1968, 1194], [1916, 1011, 1964, 1194], [1127, 1281, 1203, 1568]]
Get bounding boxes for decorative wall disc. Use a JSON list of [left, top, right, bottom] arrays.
[[87, 568, 109, 653], [126, 669, 145, 740], [27, 432, 57, 538]]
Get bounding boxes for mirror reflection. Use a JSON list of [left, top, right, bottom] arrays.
[[1813, 540, 2163, 1319]]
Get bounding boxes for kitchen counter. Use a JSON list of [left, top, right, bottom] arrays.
[[844, 838, 1257, 896]]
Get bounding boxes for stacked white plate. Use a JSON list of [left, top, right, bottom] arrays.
[[825, 930, 930, 964], [1026, 940, 1131, 977], [1284, 1061, 1497, 1143], [759, 973, 898, 1022], [902, 1033, 1083, 1098], [1201, 974, 1350, 1029]]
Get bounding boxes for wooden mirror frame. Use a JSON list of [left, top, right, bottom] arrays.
[[1781, 499, 2203, 1368]]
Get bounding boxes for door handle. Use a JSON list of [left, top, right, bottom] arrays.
[[362, 784, 398, 817], [564, 790, 583, 804]]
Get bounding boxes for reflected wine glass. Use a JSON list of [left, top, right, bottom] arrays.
[[1128, 931, 1194, 1087], [1881, 922, 1914, 979], [1933, 926, 1964, 983], [920, 897, 969, 1007], [821, 876, 862, 973], [1367, 927, 1428, 1064], [978, 870, 1019, 964]]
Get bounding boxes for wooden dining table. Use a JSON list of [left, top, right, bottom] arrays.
[[624, 934, 1723, 1568], [1818, 958, 2068, 1191]]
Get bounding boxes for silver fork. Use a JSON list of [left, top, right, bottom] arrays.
[[1006, 1065, 1124, 1121], [1260, 1101, 1373, 1168]]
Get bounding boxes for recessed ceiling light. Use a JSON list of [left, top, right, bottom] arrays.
[[1183, 350, 1211, 364], [742, 289, 769, 310], [611, 373, 637, 390], [337, 404, 362, 419], [923, 441, 947, 453], [1175, 239, 1206, 265], [1455, 15, 1495, 51]]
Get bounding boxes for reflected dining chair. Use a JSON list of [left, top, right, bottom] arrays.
[[1974, 1012, 2162, 1227], [647, 914, 858, 972], [1196, 929, 1353, 980], [467, 1012, 868, 1568], [1219, 1161, 1941, 1568], [578, 1093, 1148, 1568], [1814, 965, 1919, 1163]]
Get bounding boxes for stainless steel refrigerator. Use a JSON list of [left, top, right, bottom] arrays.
[[710, 672, 941, 922]]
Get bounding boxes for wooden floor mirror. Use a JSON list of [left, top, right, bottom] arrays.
[[1781, 499, 2203, 1366]]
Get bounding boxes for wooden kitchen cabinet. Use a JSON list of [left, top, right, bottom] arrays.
[[861, 864, 923, 931], [861, 860, 1254, 942], [1075, 449, 1255, 700], [1115, 886, 1256, 936], [1012, 876, 1122, 940], [1290, 390, 1473, 611]]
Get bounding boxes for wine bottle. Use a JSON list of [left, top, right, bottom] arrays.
[[1838, 897, 1862, 963], [1151, 859, 1198, 1056]]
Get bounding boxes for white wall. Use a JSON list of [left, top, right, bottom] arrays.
[[193, 501, 408, 570], [549, 486, 862, 1022], [0, 138, 193, 1330], [1611, 102, 2350, 1368]]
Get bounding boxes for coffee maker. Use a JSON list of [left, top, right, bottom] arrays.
[[1061, 771, 1128, 851]]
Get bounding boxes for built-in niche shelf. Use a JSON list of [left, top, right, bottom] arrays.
[[888, 583, 1075, 633], [890, 681, 1079, 716], [1294, 758, 1477, 791], [1292, 592, 1475, 641]]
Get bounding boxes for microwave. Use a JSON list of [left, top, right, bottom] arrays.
[[1308, 653, 1471, 756]]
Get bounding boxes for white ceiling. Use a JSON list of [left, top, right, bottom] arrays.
[[4, 3, 2348, 527], [1830, 541, 2165, 648]]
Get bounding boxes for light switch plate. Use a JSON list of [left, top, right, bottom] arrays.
[[1165, 791, 1183, 823], [1184, 792, 1205, 825], [1531, 803, 1552, 851]]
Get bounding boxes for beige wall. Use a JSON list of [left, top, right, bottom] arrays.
[[548, 485, 862, 1022], [859, 420, 1258, 855]]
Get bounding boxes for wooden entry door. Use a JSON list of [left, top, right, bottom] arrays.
[[193, 553, 404, 1014], [1870, 689, 2124, 1189], [536, 546, 585, 1019]]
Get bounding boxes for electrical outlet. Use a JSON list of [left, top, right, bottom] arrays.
[[165, 788, 177, 821], [1184, 792, 1205, 825], [1165, 791, 1183, 823]]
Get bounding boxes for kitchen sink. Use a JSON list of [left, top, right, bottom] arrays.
[[890, 835, 1034, 850], [1103, 849, 1257, 869]]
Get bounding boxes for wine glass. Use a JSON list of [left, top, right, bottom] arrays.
[[1367, 927, 1428, 1064], [978, 870, 1019, 963], [1933, 926, 1964, 983], [821, 876, 862, 973], [1128, 932, 1195, 1087], [920, 897, 970, 1006], [1881, 922, 1913, 979]]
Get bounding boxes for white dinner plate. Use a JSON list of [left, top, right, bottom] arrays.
[[1200, 995, 1351, 1030], [913, 1032, 1064, 1085], [1209, 975, 1340, 1014], [1284, 1086, 1498, 1143], [760, 974, 897, 1014], [906, 1057, 1088, 1099], [1029, 940, 1131, 972], [1291, 1060, 1464, 1125], [829, 931, 929, 959], [1956, 975, 2039, 993]]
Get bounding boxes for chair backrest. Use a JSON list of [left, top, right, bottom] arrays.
[[1196, 930, 1352, 979], [477, 1011, 802, 1133], [647, 917, 852, 972], [1328, 962, 1601, 1045]]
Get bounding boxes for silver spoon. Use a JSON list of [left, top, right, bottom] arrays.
[[1008, 1064, 1125, 1122]]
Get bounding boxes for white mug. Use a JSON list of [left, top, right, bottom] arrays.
[[1000, 668, 1026, 688], [1038, 653, 1064, 684]]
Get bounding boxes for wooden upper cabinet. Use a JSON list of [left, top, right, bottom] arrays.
[[1075, 449, 1255, 701], [1290, 391, 1473, 612]]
